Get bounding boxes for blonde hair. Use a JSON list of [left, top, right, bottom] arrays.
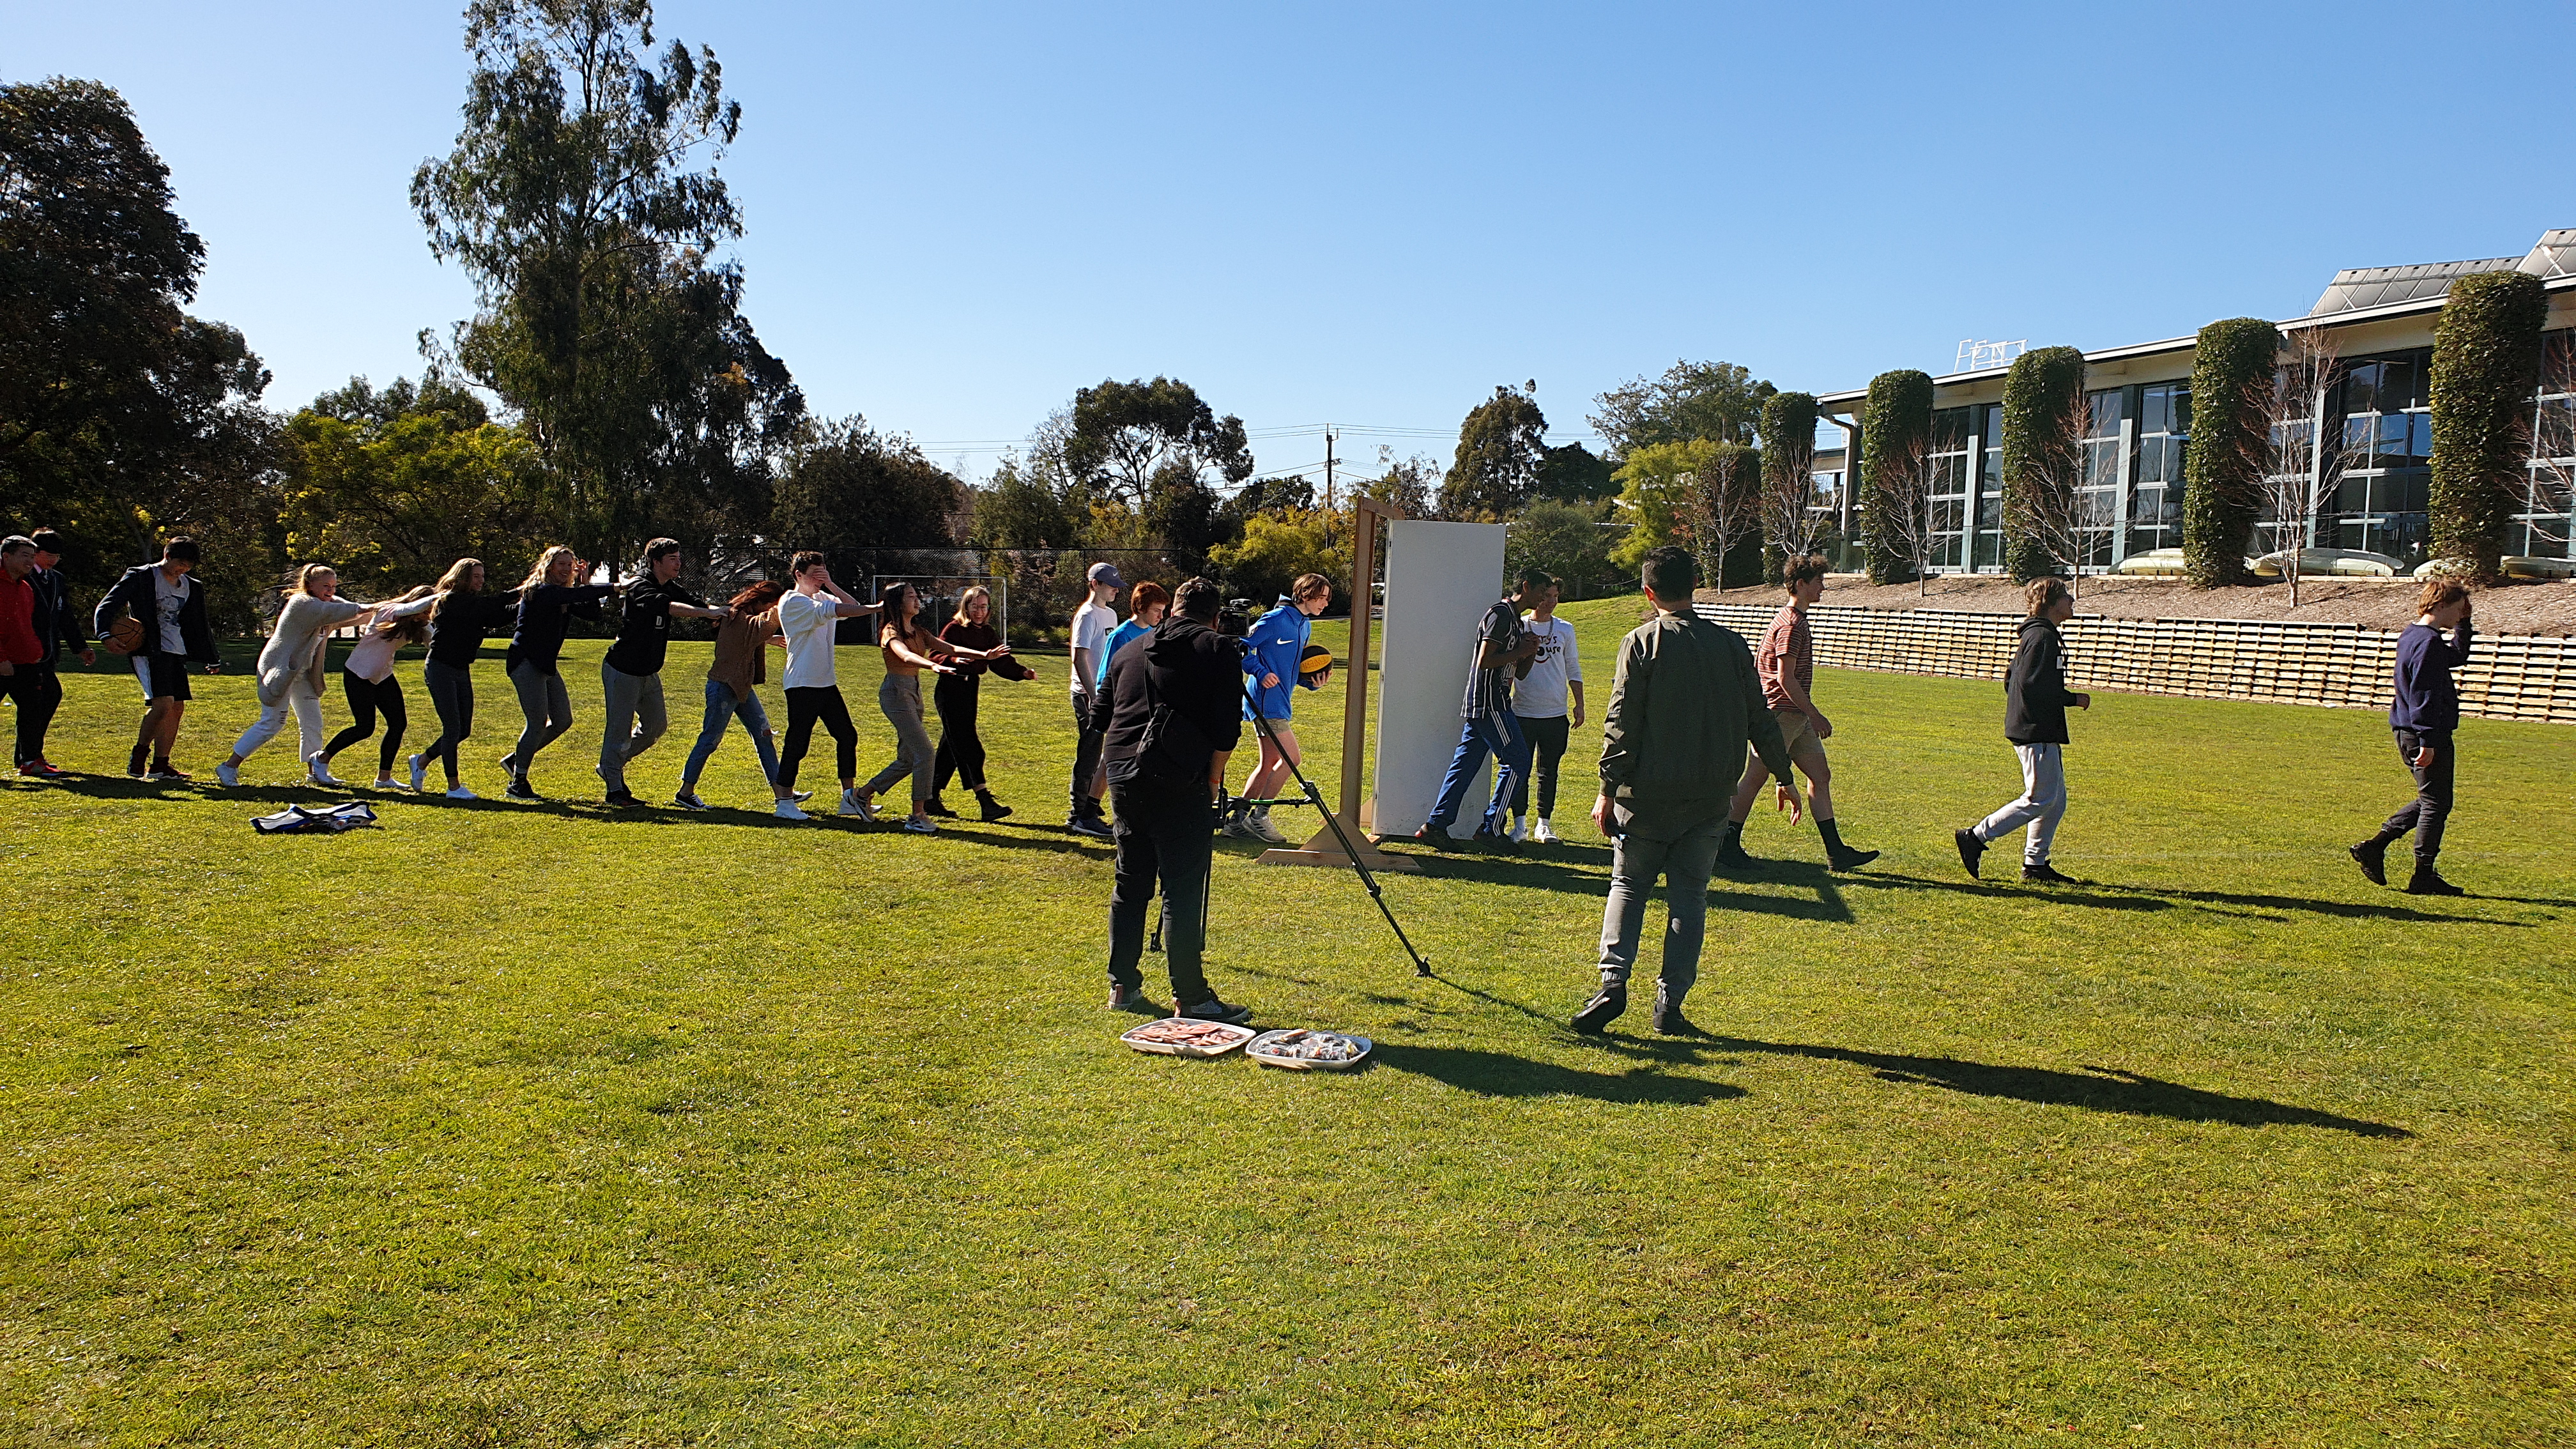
[[2025, 578, 2071, 617], [429, 556, 482, 623], [950, 583, 993, 627], [377, 585, 439, 644], [517, 545, 576, 595], [289, 562, 336, 596]]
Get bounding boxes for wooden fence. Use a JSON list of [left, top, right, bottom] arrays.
[[1693, 604, 2576, 726]]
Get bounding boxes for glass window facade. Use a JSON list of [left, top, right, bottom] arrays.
[[1928, 406, 1972, 571], [1974, 404, 2005, 570], [2129, 382, 2189, 555], [2327, 349, 2434, 565], [2520, 329, 2575, 560], [2076, 389, 2124, 569]]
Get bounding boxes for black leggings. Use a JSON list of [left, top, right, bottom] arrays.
[[323, 672, 408, 775], [931, 674, 986, 792], [1510, 713, 1570, 818], [779, 685, 857, 792]]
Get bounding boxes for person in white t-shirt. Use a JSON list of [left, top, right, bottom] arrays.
[[772, 551, 882, 822], [1064, 561, 1122, 839], [1506, 574, 1584, 843]]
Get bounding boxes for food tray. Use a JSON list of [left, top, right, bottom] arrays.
[[1244, 1029, 1374, 1071], [1120, 1017, 1257, 1057]]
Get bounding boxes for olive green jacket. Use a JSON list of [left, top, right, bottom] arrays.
[[1597, 607, 1793, 823]]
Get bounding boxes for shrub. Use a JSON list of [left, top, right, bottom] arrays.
[[1758, 390, 1820, 581], [1859, 369, 1934, 584], [1999, 346, 2086, 583], [2429, 271, 2549, 579], [2182, 317, 2278, 586]]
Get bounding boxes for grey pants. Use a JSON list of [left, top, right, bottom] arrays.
[[597, 661, 668, 794], [862, 672, 938, 805], [1596, 806, 1727, 1005], [506, 660, 573, 778], [1975, 742, 2067, 865]]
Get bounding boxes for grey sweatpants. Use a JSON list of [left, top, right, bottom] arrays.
[[1596, 806, 1728, 1006], [1975, 742, 2067, 865], [862, 672, 938, 805], [597, 661, 668, 794], [507, 660, 573, 777]]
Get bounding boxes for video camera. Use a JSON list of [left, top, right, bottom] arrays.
[[1217, 597, 1254, 639]]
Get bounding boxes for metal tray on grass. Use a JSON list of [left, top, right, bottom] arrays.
[[1244, 1029, 1374, 1071], [1119, 1017, 1257, 1057]]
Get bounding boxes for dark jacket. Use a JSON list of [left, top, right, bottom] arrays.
[[939, 620, 1036, 682], [1597, 608, 1791, 822], [95, 564, 218, 664], [2389, 620, 2471, 736], [2004, 616, 2081, 745], [505, 582, 613, 675], [426, 591, 518, 670], [1092, 616, 1246, 783], [31, 566, 87, 666]]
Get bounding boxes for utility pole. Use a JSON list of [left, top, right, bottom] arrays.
[[1324, 426, 1337, 514]]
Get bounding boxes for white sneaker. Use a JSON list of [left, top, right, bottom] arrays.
[[408, 753, 427, 792], [215, 762, 240, 788], [1532, 817, 1559, 844], [307, 754, 344, 787], [1248, 810, 1289, 845], [901, 815, 937, 834], [839, 790, 875, 820], [445, 785, 479, 801], [372, 776, 400, 791], [776, 799, 811, 821], [1507, 815, 1529, 843]]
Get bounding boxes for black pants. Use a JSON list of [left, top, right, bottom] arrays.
[[8, 666, 58, 767], [2374, 728, 2455, 866], [779, 685, 857, 792], [1069, 688, 1105, 815], [931, 674, 986, 792], [419, 659, 474, 783], [323, 672, 408, 775], [1509, 713, 1570, 818], [1106, 775, 1216, 1006]]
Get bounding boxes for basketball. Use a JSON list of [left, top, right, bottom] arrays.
[[102, 615, 146, 656], [1299, 643, 1333, 680]]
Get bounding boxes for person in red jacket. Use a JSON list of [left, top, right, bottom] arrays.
[[0, 539, 45, 759]]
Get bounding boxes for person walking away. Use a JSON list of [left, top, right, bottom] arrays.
[[1574, 546, 1798, 1036], [500, 546, 616, 801], [217, 564, 379, 787], [1418, 568, 1547, 846], [413, 557, 517, 799], [16, 529, 96, 777], [2350, 579, 2474, 896], [855, 581, 1009, 833], [773, 553, 880, 822], [598, 538, 731, 807], [1954, 578, 2092, 884], [93, 537, 220, 781], [930, 583, 1037, 822], [1722, 555, 1878, 872], [1229, 574, 1331, 844], [1505, 574, 1583, 844], [316, 585, 441, 788], [1096, 576, 1252, 1022], [1066, 562, 1124, 839], [676, 580, 798, 811], [0, 539, 45, 769]]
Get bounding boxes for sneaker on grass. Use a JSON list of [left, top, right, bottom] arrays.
[[1067, 815, 1114, 840], [1179, 997, 1254, 1025], [775, 799, 811, 821], [1531, 818, 1560, 844], [901, 816, 937, 834], [408, 753, 428, 792], [1108, 984, 1162, 1014], [445, 785, 479, 801], [671, 791, 709, 811], [215, 762, 240, 788]]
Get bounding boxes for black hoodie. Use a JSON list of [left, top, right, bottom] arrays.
[[2004, 615, 2081, 745], [1092, 615, 1246, 782]]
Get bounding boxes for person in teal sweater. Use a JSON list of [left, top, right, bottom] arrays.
[[1228, 573, 1331, 843]]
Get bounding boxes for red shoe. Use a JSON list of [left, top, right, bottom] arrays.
[[29, 759, 66, 777]]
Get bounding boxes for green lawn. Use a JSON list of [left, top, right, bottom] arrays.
[[6, 594, 2572, 1447]]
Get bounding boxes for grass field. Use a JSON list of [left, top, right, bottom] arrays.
[[6, 593, 2573, 1447]]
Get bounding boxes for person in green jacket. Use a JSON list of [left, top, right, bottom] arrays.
[[1576, 546, 1798, 1036]]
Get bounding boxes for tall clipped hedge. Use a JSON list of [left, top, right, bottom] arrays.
[[2429, 270, 2549, 578], [2182, 316, 2278, 586], [1998, 346, 2085, 582], [1859, 369, 1933, 583], [1758, 390, 1819, 580]]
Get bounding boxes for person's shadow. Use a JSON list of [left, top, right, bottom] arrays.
[[1372, 1042, 1745, 1105]]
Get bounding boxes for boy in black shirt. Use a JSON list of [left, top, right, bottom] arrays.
[[598, 538, 731, 806], [1419, 568, 1547, 845]]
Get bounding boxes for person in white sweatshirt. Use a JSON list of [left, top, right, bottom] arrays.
[[218, 564, 380, 788], [314, 585, 442, 788]]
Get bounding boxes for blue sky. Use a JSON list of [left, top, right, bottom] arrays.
[[15, 1, 2570, 482]]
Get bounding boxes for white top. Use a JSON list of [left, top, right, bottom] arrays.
[[1069, 600, 1114, 693], [1510, 614, 1582, 718], [342, 595, 441, 684], [151, 570, 188, 654], [778, 588, 842, 691]]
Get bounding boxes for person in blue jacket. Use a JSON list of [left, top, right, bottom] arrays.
[[2350, 578, 2473, 896], [1227, 573, 1333, 843]]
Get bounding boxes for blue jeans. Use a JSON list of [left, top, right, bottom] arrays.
[[1429, 709, 1530, 834], [680, 680, 781, 789]]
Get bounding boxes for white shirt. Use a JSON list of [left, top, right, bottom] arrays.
[[1510, 615, 1582, 719], [343, 595, 441, 684], [152, 569, 187, 654], [1070, 600, 1114, 693], [778, 589, 843, 690]]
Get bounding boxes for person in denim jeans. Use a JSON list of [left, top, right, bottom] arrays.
[[675, 580, 793, 811]]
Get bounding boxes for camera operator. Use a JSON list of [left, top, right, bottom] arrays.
[[1092, 576, 1253, 1022]]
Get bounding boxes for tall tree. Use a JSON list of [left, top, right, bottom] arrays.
[[1536, 441, 1616, 502], [769, 418, 966, 571], [413, 0, 802, 573], [1588, 359, 1774, 461], [1443, 383, 1549, 518], [1057, 376, 1255, 574], [278, 374, 551, 594]]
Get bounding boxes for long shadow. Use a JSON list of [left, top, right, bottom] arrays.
[[1710, 1034, 2410, 1138], [1409, 852, 1855, 923], [1843, 871, 2528, 928], [1374, 1042, 1745, 1106]]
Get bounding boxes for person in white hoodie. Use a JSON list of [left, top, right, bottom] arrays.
[[217, 564, 380, 787], [314, 584, 442, 789]]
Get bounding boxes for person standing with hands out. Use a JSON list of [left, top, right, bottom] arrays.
[[95, 537, 220, 781], [929, 584, 1037, 822], [1575, 546, 1798, 1036], [1065, 562, 1123, 839], [16, 529, 95, 778], [854, 581, 1009, 833], [1954, 578, 2091, 884], [1505, 574, 1582, 844], [1418, 568, 1547, 846], [2350, 579, 2474, 896], [1229, 573, 1331, 844], [1721, 555, 1878, 871], [772, 552, 880, 822], [597, 538, 730, 808]]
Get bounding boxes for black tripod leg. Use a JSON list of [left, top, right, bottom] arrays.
[[1242, 680, 1432, 976]]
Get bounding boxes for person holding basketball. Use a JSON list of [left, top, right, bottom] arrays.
[[94, 537, 221, 781], [1228, 572, 1331, 844]]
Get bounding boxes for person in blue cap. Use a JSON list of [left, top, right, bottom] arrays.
[[1227, 574, 1333, 843]]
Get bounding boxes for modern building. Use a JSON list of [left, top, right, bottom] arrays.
[[1810, 229, 2576, 574]]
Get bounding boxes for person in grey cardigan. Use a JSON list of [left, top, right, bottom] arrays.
[[217, 564, 381, 788], [1954, 578, 2092, 884], [1574, 546, 1798, 1036]]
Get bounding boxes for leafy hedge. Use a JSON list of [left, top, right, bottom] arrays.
[[1859, 369, 1933, 583], [2181, 317, 2278, 586], [2429, 270, 2548, 578], [1758, 391, 1819, 581], [1998, 346, 2085, 582]]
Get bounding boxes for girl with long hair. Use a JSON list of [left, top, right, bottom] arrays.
[[930, 583, 1037, 821], [675, 578, 800, 811], [315, 583, 442, 789], [853, 582, 1008, 833], [500, 544, 616, 801], [413, 556, 518, 799], [217, 563, 380, 788]]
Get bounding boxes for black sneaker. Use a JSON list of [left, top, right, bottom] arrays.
[[977, 795, 1013, 822], [1827, 845, 1882, 872], [603, 790, 639, 809], [1107, 984, 1162, 1015], [1715, 829, 1759, 871], [2349, 841, 2388, 887], [924, 797, 957, 818], [2404, 868, 2465, 897], [127, 745, 150, 779], [1067, 815, 1114, 839], [1954, 827, 1986, 879], [505, 778, 540, 802], [2021, 861, 2077, 885], [1572, 983, 1627, 1035], [1179, 997, 1254, 1025], [1650, 997, 1704, 1036]]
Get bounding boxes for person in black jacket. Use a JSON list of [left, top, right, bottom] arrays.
[[500, 545, 617, 801], [1955, 578, 2091, 884], [93, 537, 221, 781], [929, 585, 1038, 822], [1092, 576, 1251, 1022], [412, 556, 518, 799], [16, 529, 95, 777], [2350, 579, 2473, 896]]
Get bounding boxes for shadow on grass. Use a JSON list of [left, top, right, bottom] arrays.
[[1710, 1035, 2411, 1138], [1407, 853, 1854, 923], [1373, 1042, 1745, 1106], [1843, 871, 2527, 928]]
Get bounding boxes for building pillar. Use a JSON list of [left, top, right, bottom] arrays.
[[2112, 411, 2137, 567]]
